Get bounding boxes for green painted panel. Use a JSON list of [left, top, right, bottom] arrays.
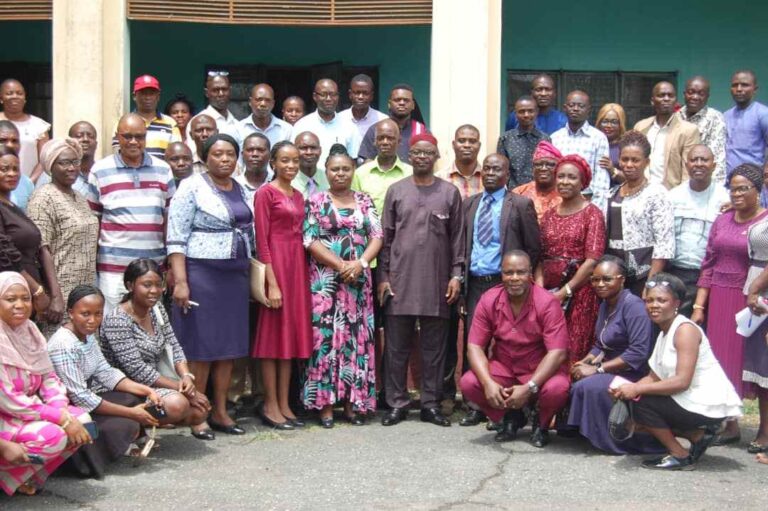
[[129, 21, 432, 123], [0, 21, 51, 62]]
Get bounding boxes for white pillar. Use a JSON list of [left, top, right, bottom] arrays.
[[52, 0, 129, 157], [429, 0, 502, 163]]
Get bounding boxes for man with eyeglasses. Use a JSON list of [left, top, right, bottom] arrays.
[[378, 132, 464, 428], [459, 250, 569, 448], [497, 96, 551, 188], [504, 74, 567, 135], [551, 90, 611, 212], [88, 113, 175, 313], [634, 81, 700, 190], [667, 145, 729, 319], [292, 78, 356, 165], [678, 76, 727, 186], [186, 71, 239, 149], [236, 83, 292, 150], [357, 83, 429, 164], [111, 75, 181, 161]]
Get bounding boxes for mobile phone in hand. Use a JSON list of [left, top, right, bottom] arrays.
[[27, 454, 45, 464], [145, 403, 167, 420], [84, 421, 99, 440]]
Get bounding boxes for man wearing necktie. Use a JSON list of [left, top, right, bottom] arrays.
[[458, 153, 541, 427]]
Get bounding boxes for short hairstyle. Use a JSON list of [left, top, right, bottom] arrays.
[[595, 103, 627, 137], [0, 120, 18, 134], [454, 124, 480, 138], [349, 74, 374, 88], [732, 69, 757, 85], [390, 83, 414, 94], [515, 95, 537, 108], [646, 272, 687, 302], [283, 95, 305, 106], [618, 130, 652, 159], [202, 133, 240, 162], [595, 254, 628, 278], [67, 285, 104, 311], [164, 93, 196, 117], [121, 258, 162, 303], [243, 132, 271, 150], [0, 145, 18, 158], [502, 249, 531, 268]]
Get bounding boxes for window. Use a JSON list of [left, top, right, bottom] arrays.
[[506, 70, 678, 127]]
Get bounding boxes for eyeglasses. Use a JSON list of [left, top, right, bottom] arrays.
[[408, 150, 437, 158], [599, 119, 620, 127], [119, 133, 146, 141], [729, 185, 755, 195], [314, 92, 339, 99], [590, 275, 622, 284], [207, 70, 229, 77], [645, 280, 672, 290], [56, 159, 82, 168]]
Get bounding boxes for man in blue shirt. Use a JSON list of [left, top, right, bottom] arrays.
[[724, 70, 768, 180], [457, 153, 541, 426], [505, 74, 567, 135]]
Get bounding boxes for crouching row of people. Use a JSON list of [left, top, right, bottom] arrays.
[[460, 251, 742, 470]]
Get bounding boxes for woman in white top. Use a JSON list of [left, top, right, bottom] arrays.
[[611, 272, 742, 470], [0, 79, 50, 182]]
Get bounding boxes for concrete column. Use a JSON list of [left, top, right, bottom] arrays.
[[52, 0, 128, 157], [429, 0, 502, 163]]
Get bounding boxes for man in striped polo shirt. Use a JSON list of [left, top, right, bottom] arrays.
[[111, 75, 181, 160], [89, 113, 176, 312]]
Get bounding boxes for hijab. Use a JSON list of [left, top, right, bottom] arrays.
[[0, 272, 53, 374]]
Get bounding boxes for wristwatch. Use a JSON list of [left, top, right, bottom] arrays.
[[596, 363, 605, 374], [451, 275, 465, 284], [527, 380, 539, 394], [359, 258, 369, 269], [564, 283, 573, 298]]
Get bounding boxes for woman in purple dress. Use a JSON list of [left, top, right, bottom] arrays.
[[694, 163, 768, 444], [567, 255, 662, 454]]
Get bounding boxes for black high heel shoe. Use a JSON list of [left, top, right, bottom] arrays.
[[257, 403, 294, 431]]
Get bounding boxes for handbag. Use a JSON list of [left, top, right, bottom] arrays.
[[608, 399, 635, 441], [250, 258, 269, 306]]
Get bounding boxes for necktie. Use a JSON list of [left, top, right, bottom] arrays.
[[308, 177, 317, 196], [476, 195, 495, 246]]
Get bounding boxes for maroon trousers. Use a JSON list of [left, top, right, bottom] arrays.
[[459, 360, 569, 427]]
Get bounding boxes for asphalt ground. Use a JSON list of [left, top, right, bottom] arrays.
[[2, 406, 766, 511]]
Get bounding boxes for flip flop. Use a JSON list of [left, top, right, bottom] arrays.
[[747, 441, 768, 454], [712, 433, 741, 446]]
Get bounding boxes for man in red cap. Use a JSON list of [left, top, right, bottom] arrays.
[[111, 74, 181, 160], [377, 132, 465, 428]]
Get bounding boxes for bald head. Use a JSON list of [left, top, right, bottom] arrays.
[[313, 79, 340, 116], [481, 153, 510, 193], [374, 119, 401, 159], [685, 144, 716, 190], [190, 114, 217, 156], [685, 76, 710, 91], [116, 114, 147, 163], [68, 121, 98, 157], [683, 76, 710, 115]]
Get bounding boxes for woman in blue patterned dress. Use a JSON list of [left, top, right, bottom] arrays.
[[301, 145, 383, 428]]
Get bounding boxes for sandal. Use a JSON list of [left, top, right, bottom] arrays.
[[16, 482, 37, 496], [747, 441, 768, 454], [711, 433, 741, 446]]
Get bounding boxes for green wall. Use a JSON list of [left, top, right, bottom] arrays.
[[0, 21, 51, 62], [502, 0, 768, 126], [129, 21, 432, 123]]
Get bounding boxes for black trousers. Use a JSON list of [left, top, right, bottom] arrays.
[[667, 266, 701, 321], [385, 315, 449, 409], [443, 274, 502, 401]]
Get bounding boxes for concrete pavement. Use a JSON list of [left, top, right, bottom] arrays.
[[2, 411, 766, 510]]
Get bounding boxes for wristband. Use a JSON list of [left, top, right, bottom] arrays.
[[182, 373, 196, 381], [564, 283, 573, 297], [692, 304, 705, 310]]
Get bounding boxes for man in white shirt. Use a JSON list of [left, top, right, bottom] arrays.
[[186, 71, 239, 146], [292, 78, 357, 164], [236, 83, 293, 149], [668, 145, 729, 319], [338, 74, 387, 155]]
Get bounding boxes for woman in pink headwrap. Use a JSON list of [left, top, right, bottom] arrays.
[[512, 140, 563, 220], [535, 154, 606, 365], [27, 138, 99, 336], [0, 272, 92, 495]]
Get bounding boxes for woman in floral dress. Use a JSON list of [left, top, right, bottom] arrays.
[[301, 145, 383, 428]]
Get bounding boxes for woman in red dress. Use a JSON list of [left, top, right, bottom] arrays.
[[252, 141, 312, 430], [536, 154, 606, 366]]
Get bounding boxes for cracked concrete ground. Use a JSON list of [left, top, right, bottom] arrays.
[[1, 411, 766, 510]]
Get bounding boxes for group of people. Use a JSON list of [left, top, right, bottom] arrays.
[[1, 66, 768, 497]]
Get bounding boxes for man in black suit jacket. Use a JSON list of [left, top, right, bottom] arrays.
[[458, 153, 541, 426]]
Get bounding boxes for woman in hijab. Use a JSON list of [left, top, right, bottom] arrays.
[[27, 138, 99, 337], [0, 272, 92, 495]]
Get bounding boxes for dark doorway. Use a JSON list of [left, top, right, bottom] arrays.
[[0, 62, 52, 122], [211, 62, 380, 121]]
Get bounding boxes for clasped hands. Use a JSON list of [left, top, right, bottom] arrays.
[[338, 260, 364, 284], [483, 381, 531, 410]]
